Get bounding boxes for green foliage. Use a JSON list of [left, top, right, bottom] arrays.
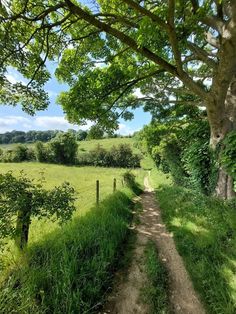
[[143, 241, 170, 314], [142, 120, 217, 194], [87, 125, 104, 140], [157, 185, 236, 314], [0, 188, 135, 313], [0, 171, 76, 249], [220, 131, 236, 189], [77, 143, 141, 168], [123, 171, 142, 194], [0, 0, 222, 132], [0, 144, 35, 163], [49, 132, 78, 164], [35, 141, 49, 162]]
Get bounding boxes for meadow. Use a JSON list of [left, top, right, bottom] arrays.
[[0, 137, 146, 313], [0, 137, 136, 151]]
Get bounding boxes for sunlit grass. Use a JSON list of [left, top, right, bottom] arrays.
[[157, 185, 236, 314], [0, 162, 144, 270]]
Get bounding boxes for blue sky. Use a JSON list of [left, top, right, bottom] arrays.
[[1, 67, 151, 135], [1, 0, 151, 135]]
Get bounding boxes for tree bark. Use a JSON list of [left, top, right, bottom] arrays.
[[207, 78, 236, 199]]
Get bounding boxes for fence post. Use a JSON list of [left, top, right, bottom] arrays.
[[96, 180, 99, 205], [113, 178, 117, 192]]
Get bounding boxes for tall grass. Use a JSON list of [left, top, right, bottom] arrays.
[[142, 241, 170, 314], [0, 187, 137, 313], [157, 185, 236, 314]]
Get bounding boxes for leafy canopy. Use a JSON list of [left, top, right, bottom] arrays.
[[1, 1, 235, 130]]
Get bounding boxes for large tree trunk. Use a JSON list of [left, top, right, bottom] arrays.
[[207, 78, 236, 199]]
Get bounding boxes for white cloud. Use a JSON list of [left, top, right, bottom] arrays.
[[133, 88, 145, 98], [0, 116, 31, 133], [5, 74, 18, 84], [0, 115, 137, 136], [0, 115, 94, 133], [118, 123, 139, 135], [5, 70, 27, 85]]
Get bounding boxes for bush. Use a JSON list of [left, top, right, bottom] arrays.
[[35, 132, 78, 165], [35, 141, 50, 162], [143, 120, 217, 194], [0, 172, 76, 249], [220, 130, 236, 190], [77, 144, 141, 168], [49, 132, 78, 164], [0, 145, 35, 163]]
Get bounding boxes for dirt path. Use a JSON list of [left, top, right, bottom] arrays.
[[101, 177, 205, 314]]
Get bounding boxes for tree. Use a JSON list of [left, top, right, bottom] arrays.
[[0, 172, 76, 249], [49, 131, 78, 164], [0, 1, 236, 198], [77, 129, 88, 141], [87, 125, 104, 140]]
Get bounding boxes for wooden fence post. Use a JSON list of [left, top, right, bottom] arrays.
[[96, 180, 99, 205], [113, 178, 117, 192]]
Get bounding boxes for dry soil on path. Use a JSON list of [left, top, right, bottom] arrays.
[[101, 177, 206, 314]]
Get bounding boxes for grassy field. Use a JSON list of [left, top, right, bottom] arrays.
[[0, 137, 137, 152], [78, 137, 138, 153], [0, 162, 144, 242]]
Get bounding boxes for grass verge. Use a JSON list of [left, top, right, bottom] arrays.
[[0, 186, 138, 314], [157, 185, 236, 314], [142, 241, 170, 314]]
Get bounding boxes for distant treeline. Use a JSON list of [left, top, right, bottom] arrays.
[[0, 129, 89, 144], [0, 128, 133, 144]]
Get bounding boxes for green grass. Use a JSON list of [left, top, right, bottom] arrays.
[[0, 162, 144, 270], [143, 241, 170, 314], [78, 137, 138, 154], [157, 185, 236, 314], [0, 137, 137, 152], [141, 154, 172, 189], [0, 187, 137, 313]]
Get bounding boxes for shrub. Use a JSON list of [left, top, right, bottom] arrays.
[[0, 145, 35, 163], [220, 130, 236, 190], [77, 144, 141, 168], [0, 172, 76, 249], [49, 132, 78, 164], [35, 141, 49, 162]]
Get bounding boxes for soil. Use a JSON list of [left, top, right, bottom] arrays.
[[100, 177, 206, 314]]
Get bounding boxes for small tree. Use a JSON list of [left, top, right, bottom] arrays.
[[35, 141, 50, 162], [87, 125, 104, 140], [0, 172, 76, 250], [49, 132, 78, 164]]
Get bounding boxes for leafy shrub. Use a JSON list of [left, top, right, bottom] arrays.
[[220, 130, 236, 190], [0, 145, 35, 163], [142, 120, 217, 194], [49, 132, 78, 164], [0, 172, 76, 249], [123, 171, 142, 194], [77, 144, 141, 168], [35, 141, 50, 162]]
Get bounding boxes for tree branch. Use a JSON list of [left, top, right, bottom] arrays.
[[121, 0, 167, 29]]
